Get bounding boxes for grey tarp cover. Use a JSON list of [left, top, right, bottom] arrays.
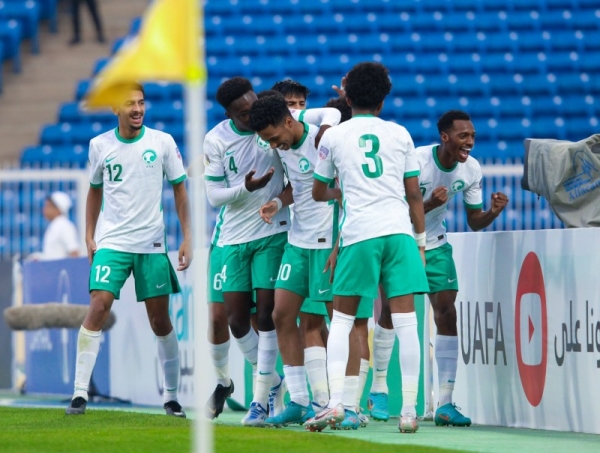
[[522, 134, 600, 227]]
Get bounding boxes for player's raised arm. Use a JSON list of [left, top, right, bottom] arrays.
[[465, 191, 509, 231]]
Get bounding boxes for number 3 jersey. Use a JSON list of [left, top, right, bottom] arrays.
[[88, 126, 187, 254], [416, 144, 483, 251], [203, 119, 289, 246], [314, 115, 419, 247]]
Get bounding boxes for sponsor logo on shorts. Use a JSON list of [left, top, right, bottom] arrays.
[[447, 278, 457, 283], [318, 289, 330, 294], [156, 282, 167, 289]]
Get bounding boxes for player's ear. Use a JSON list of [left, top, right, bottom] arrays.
[[440, 131, 449, 143]]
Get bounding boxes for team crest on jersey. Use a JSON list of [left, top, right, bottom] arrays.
[[256, 136, 270, 150], [142, 150, 157, 166], [450, 180, 466, 193], [318, 146, 329, 160], [298, 157, 310, 173], [175, 147, 182, 160]]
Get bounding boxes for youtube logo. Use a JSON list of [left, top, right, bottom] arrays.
[[515, 252, 548, 407]]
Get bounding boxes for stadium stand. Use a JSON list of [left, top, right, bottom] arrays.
[[6, 0, 600, 258]]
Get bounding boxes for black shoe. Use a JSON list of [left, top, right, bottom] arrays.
[[164, 400, 186, 418], [97, 35, 106, 44], [68, 37, 81, 46], [65, 397, 87, 415], [205, 381, 234, 419]]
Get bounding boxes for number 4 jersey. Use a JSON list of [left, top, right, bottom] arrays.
[[314, 114, 419, 247], [88, 126, 187, 254]]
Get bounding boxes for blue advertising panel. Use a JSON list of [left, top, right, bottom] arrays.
[[22, 258, 110, 396]]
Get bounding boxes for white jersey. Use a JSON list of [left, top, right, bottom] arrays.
[[203, 120, 289, 246], [278, 122, 335, 249], [314, 115, 419, 247], [88, 126, 186, 254], [42, 215, 80, 259], [416, 144, 483, 250]]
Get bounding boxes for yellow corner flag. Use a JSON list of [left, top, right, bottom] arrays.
[[85, 0, 205, 108]]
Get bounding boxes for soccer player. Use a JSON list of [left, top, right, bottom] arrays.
[[368, 110, 509, 427], [203, 77, 289, 427], [307, 62, 430, 434], [271, 79, 310, 110], [65, 83, 191, 418], [248, 94, 341, 426], [267, 83, 345, 417]]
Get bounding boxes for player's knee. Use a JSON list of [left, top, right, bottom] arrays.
[[434, 301, 457, 330], [256, 311, 275, 332], [271, 306, 291, 330], [149, 315, 173, 336]]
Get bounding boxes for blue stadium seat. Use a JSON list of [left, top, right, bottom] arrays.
[[91, 57, 109, 76], [443, 53, 481, 74], [344, 12, 379, 34], [545, 51, 579, 72], [570, 10, 600, 30], [554, 72, 589, 93], [0, 19, 22, 72], [483, 31, 517, 52], [538, 10, 573, 30], [505, 11, 541, 30], [449, 31, 483, 52], [527, 95, 561, 115], [496, 96, 529, 117], [513, 30, 550, 52], [548, 29, 584, 51], [0, 0, 40, 53], [207, 0, 242, 16], [417, 32, 452, 52], [58, 102, 113, 125], [473, 11, 508, 31], [513, 52, 547, 74], [145, 100, 185, 124]]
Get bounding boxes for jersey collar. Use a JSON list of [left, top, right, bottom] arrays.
[[433, 145, 458, 172], [229, 120, 254, 136], [353, 114, 375, 118], [115, 125, 145, 144], [291, 121, 309, 150]]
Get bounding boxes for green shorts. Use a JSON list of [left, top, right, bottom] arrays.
[[356, 297, 373, 319], [89, 248, 180, 302], [221, 232, 287, 293], [425, 243, 459, 293], [208, 245, 224, 303], [300, 298, 330, 316], [275, 243, 333, 301], [300, 298, 371, 318], [333, 234, 430, 299]]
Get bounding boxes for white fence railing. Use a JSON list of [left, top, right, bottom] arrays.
[[0, 164, 562, 260]]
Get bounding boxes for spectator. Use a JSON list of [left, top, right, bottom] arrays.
[[41, 191, 80, 259], [70, 0, 105, 45]]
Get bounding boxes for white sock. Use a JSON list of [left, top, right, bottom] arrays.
[[371, 323, 395, 394], [343, 375, 359, 412], [234, 328, 258, 368], [392, 312, 420, 416], [209, 339, 231, 387], [284, 365, 309, 407], [157, 329, 180, 404], [356, 358, 370, 410], [73, 326, 101, 401], [326, 310, 355, 407], [254, 330, 278, 406], [304, 346, 329, 409], [436, 335, 458, 407]]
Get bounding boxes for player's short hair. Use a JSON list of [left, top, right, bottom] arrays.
[[257, 89, 286, 100], [344, 62, 392, 110], [437, 110, 471, 134], [271, 79, 310, 99], [249, 94, 291, 132], [216, 77, 253, 109], [325, 97, 352, 123]]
